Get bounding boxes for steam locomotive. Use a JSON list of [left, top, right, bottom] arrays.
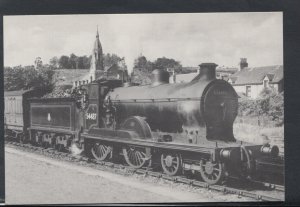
[[4, 63, 282, 185]]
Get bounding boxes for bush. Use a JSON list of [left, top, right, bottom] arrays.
[[4, 65, 55, 92], [237, 88, 284, 126]]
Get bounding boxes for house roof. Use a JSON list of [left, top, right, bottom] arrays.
[[229, 65, 283, 85], [54, 69, 105, 86], [54, 69, 89, 86], [173, 72, 198, 83], [4, 89, 33, 96], [216, 67, 239, 74], [181, 67, 198, 74]]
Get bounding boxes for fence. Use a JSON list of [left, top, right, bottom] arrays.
[[235, 116, 278, 128]]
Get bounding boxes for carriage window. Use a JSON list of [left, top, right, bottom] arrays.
[[16, 99, 22, 113], [5, 99, 8, 113], [15, 99, 18, 113], [7, 99, 11, 113], [14, 99, 17, 113], [11, 99, 14, 113]]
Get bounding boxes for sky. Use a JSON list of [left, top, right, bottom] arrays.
[[4, 12, 283, 72]]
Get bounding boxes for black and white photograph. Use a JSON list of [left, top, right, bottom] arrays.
[[3, 12, 285, 204]]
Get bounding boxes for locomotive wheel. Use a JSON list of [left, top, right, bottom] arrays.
[[199, 160, 224, 185], [123, 146, 150, 168], [161, 153, 182, 176], [120, 116, 152, 139], [91, 142, 112, 161]]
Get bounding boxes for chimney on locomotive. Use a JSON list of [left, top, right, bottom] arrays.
[[198, 63, 218, 81], [151, 69, 170, 86]]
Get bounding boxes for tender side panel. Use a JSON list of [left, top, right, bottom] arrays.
[[5, 95, 24, 129], [30, 104, 72, 130]]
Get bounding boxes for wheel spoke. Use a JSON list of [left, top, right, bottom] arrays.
[[97, 145, 102, 158], [97, 146, 102, 157], [135, 152, 142, 165], [134, 152, 139, 165], [140, 151, 146, 157], [91, 143, 112, 161], [213, 168, 221, 172], [99, 145, 103, 155], [136, 151, 143, 163], [136, 152, 142, 165], [132, 151, 138, 165], [129, 151, 134, 164], [212, 171, 219, 178], [101, 145, 106, 156]]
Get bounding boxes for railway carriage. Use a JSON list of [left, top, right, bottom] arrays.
[[4, 89, 45, 142]]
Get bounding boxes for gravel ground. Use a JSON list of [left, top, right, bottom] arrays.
[[5, 146, 254, 204]]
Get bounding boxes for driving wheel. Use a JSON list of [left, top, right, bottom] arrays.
[[199, 160, 224, 185], [123, 146, 150, 168], [91, 142, 112, 161]]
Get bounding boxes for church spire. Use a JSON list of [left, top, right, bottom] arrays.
[[92, 26, 104, 71], [96, 25, 99, 38]]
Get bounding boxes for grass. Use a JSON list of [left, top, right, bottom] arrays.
[[233, 123, 284, 146]]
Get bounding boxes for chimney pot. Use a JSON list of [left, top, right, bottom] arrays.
[[151, 69, 170, 86], [240, 58, 248, 70], [198, 63, 218, 81]]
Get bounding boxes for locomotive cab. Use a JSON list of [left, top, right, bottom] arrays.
[[82, 80, 123, 131]]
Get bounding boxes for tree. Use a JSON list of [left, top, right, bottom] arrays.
[[4, 66, 25, 91], [153, 57, 182, 72], [34, 57, 43, 69], [104, 53, 122, 67], [49, 56, 59, 69], [83, 55, 92, 69], [133, 56, 154, 72], [58, 55, 70, 69], [4, 65, 55, 92], [134, 56, 148, 69], [69, 53, 78, 69], [77, 56, 85, 69]]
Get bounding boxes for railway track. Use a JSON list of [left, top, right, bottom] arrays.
[[5, 140, 284, 202]]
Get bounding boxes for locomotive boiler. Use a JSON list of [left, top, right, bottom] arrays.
[[107, 63, 238, 143]]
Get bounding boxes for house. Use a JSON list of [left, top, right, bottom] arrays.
[[103, 59, 129, 82], [228, 59, 283, 99], [169, 65, 238, 83]]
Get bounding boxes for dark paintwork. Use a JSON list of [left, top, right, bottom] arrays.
[[29, 98, 83, 134], [107, 78, 238, 142], [4, 89, 47, 133]]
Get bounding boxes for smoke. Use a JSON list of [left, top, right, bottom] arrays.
[[70, 143, 84, 155]]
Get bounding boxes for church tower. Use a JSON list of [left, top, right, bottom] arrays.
[[73, 27, 105, 87], [93, 27, 104, 71]]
